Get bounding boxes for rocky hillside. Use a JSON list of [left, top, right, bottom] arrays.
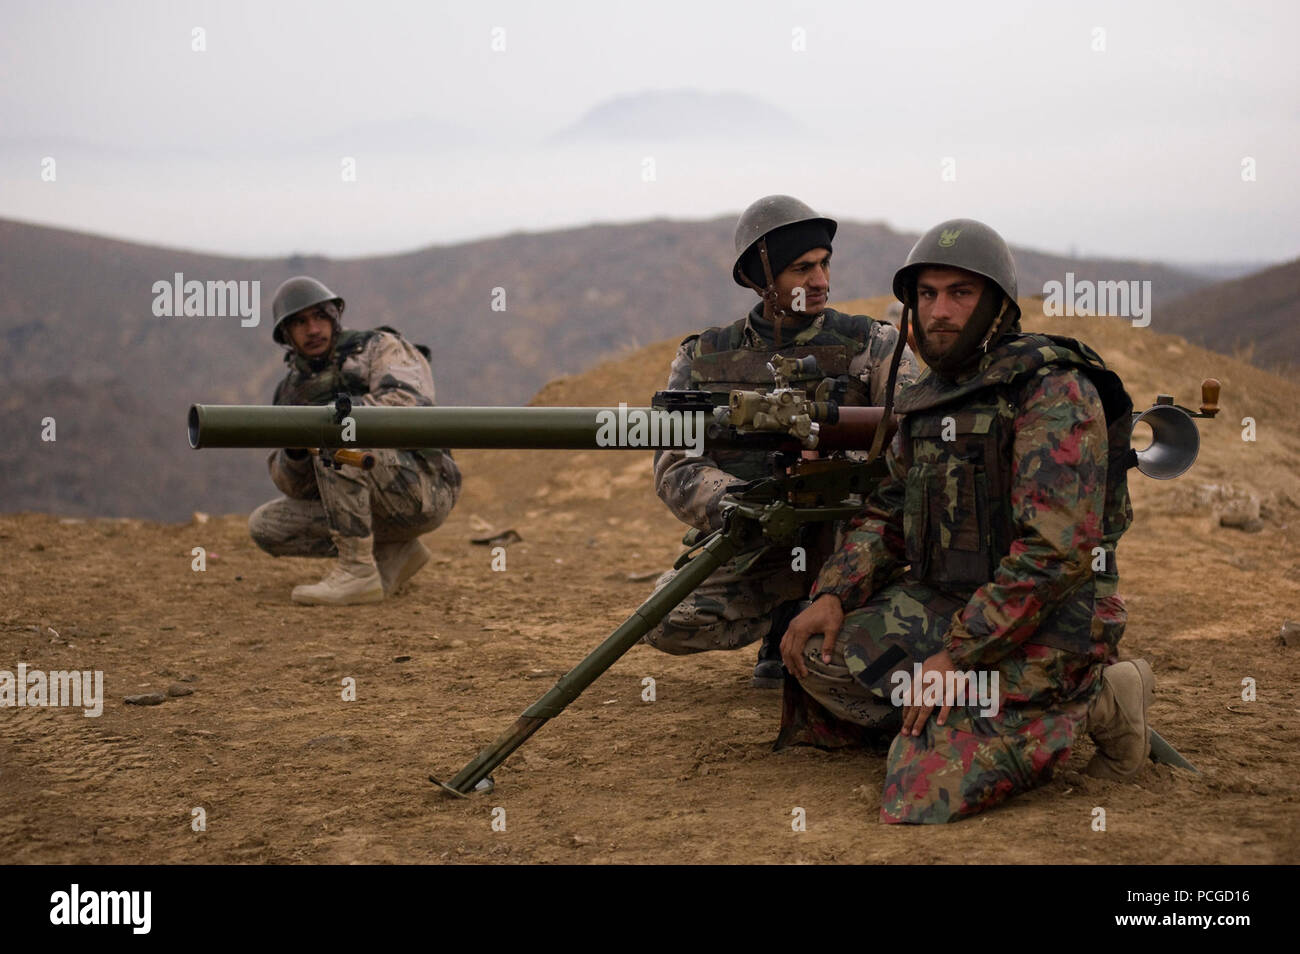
[[1162, 257, 1300, 373]]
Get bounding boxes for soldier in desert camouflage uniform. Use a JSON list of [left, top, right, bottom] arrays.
[[781, 219, 1156, 823], [248, 276, 461, 605], [645, 195, 919, 686]]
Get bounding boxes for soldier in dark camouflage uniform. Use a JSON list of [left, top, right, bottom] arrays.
[[780, 219, 1155, 822], [646, 196, 919, 686], [248, 276, 461, 605]]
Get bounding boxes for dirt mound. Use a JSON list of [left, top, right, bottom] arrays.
[[2, 301, 1297, 863]]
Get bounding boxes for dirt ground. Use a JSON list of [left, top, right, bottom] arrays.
[[2, 299, 1298, 864]]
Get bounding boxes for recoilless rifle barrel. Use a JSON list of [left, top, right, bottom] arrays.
[[188, 403, 889, 453]]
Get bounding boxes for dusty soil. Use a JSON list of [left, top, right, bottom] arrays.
[[2, 299, 1298, 863]]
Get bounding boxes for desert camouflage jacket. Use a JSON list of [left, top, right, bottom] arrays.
[[813, 334, 1125, 668], [268, 327, 440, 494], [654, 304, 919, 532]]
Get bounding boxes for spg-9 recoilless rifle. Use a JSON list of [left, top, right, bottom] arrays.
[[188, 357, 1220, 794]]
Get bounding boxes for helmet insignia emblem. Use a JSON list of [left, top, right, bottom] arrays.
[[938, 228, 962, 248]]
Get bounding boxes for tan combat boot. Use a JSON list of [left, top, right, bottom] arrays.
[[373, 538, 432, 595], [292, 533, 384, 606], [1085, 658, 1155, 780]]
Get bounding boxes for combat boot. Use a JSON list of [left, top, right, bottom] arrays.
[[374, 538, 432, 595], [753, 601, 801, 689], [292, 533, 384, 606], [1085, 658, 1155, 780]]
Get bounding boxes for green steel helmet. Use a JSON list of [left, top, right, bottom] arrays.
[[891, 218, 1018, 308], [732, 195, 837, 288], [892, 219, 1021, 375], [271, 276, 345, 344]]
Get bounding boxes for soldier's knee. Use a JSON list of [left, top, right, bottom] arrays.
[[796, 647, 838, 692], [428, 482, 458, 525], [441, 456, 463, 496], [248, 503, 283, 555], [248, 498, 322, 556], [419, 453, 461, 510], [405, 486, 457, 537], [398, 456, 460, 532]]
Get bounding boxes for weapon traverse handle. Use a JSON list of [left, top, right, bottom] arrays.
[[432, 526, 740, 797], [1199, 378, 1221, 418], [309, 447, 376, 470]]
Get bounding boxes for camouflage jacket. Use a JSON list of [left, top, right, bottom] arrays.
[[813, 334, 1130, 668], [654, 304, 919, 532], [269, 327, 443, 494]]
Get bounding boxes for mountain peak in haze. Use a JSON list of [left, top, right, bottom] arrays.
[[551, 89, 805, 143]]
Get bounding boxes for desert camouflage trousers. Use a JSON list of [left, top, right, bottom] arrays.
[[794, 578, 1104, 824], [249, 450, 460, 556], [641, 545, 812, 654]]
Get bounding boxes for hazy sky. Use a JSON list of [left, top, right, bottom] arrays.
[[1, 0, 1296, 263]]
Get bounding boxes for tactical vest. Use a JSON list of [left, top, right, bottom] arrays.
[[894, 333, 1134, 654], [687, 308, 883, 481], [274, 327, 451, 465]]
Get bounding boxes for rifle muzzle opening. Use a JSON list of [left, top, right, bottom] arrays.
[[187, 405, 203, 449]]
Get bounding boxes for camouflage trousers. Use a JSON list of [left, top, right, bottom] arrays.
[[795, 578, 1103, 824], [641, 546, 812, 654], [249, 450, 460, 557]]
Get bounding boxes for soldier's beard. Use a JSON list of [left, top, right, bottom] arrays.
[[916, 287, 1006, 375], [916, 323, 966, 368]]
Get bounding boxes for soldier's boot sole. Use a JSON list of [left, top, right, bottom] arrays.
[[375, 539, 432, 595], [1085, 658, 1155, 780]]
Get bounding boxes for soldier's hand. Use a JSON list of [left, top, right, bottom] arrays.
[[901, 649, 960, 737], [780, 594, 845, 679]]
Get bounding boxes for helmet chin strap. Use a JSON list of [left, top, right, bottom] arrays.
[[735, 238, 781, 347], [759, 240, 783, 348], [738, 237, 799, 348]]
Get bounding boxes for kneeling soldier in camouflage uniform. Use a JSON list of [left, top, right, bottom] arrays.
[[781, 220, 1155, 822], [249, 276, 461, 605], [646, 195, 918, 686]]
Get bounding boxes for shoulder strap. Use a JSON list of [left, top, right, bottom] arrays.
[[334, 328, 374, 360], [817, 309, 880, 349], [1036, 334, 1133, 426], [367, 325, 433, 363], [696, 321, 744, 355]]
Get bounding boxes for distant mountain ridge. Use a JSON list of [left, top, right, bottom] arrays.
[[1, 214, 1218, 520], [1162, 257, 1300, 372], [551, 89, 806, 142]]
